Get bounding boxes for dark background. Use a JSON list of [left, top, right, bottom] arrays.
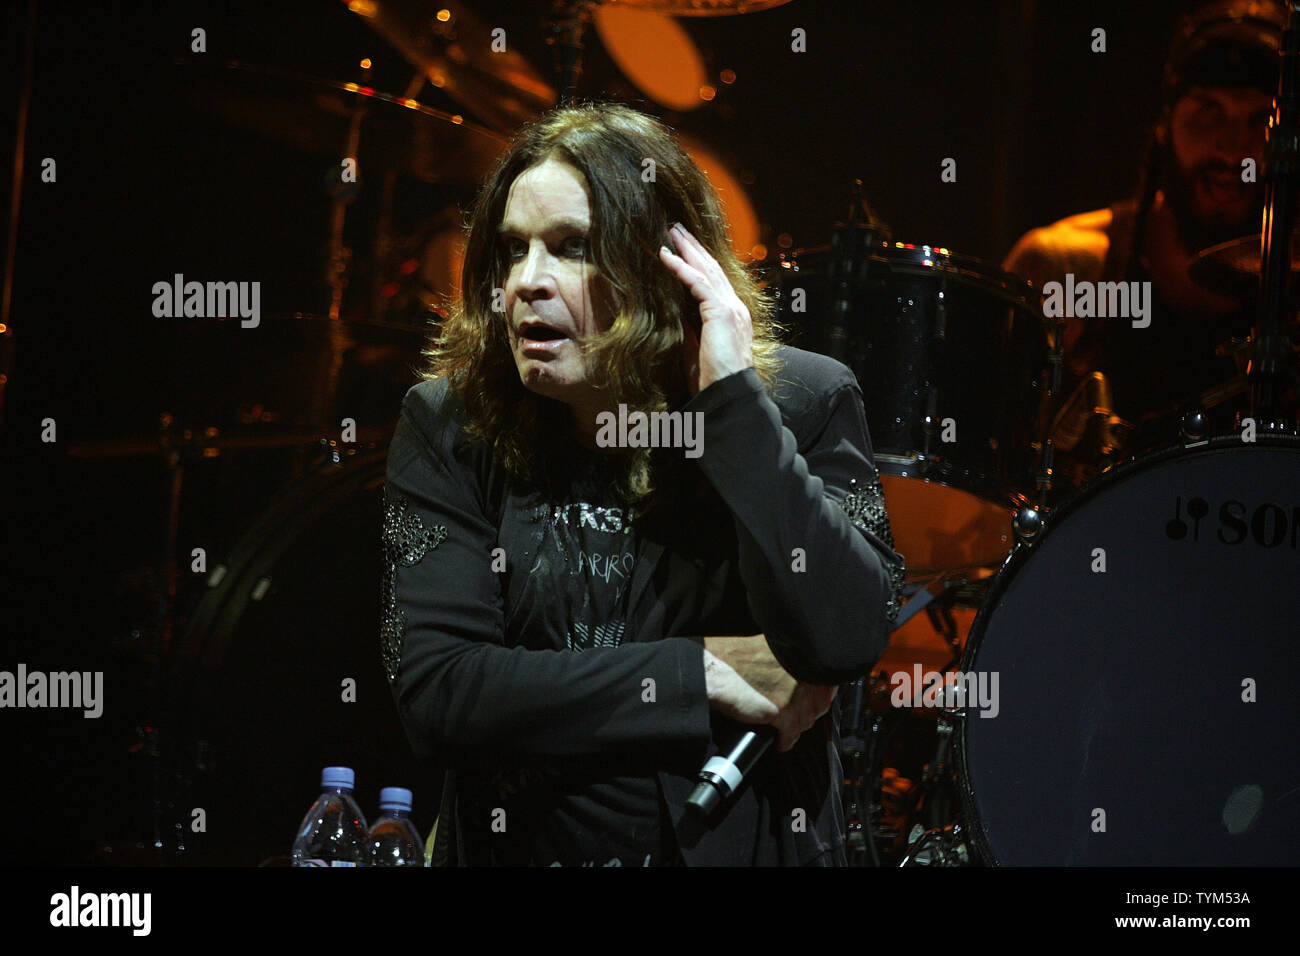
[[1, 0, 1192, 864]]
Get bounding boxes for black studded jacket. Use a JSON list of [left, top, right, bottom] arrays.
[[382, 344, 905, 865]]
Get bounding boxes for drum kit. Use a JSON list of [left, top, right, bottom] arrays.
[[819, 33, 1300, 862], [62, 0, 1296, 865], [819, 218, 1298, 866]]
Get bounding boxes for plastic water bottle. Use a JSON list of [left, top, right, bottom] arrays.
[[291, 766, 369, 867], [367, 787, 424, 866]]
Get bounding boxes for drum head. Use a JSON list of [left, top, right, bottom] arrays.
[[959, 438, 1300, 865]]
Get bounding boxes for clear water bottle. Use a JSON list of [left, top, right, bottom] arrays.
[[291, 766, 369, 867], [367, 787, 424, 867]]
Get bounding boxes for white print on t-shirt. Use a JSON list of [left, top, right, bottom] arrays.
[[576, 549, 635, 583], [550, 501, 631, 534], [526, 548, 634, 581], [567, 620, 626, 650]]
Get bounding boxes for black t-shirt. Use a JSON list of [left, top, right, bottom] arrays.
[[479, 445, 678, 867]]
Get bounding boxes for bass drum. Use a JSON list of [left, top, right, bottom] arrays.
[[170, 448, 441, 865], [957, 435, 1300, 865]]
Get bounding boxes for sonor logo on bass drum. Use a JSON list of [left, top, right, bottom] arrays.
[[1166, 496, 1300, 548]]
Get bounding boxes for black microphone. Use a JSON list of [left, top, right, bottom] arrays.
[[680, 727, 776, 844]]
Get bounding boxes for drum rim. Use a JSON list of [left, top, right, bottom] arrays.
[[776, 241, 1039, 307], [953, 431, 1300, 865], [874, 455, 1032, 506]]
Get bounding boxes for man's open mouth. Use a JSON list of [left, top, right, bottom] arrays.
[[521, 324, 568, 341]]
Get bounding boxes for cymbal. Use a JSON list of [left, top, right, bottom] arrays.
[[177, 59, 507, 185], [600, 0, 793, 14], [1189, 233, 1300, 302], [348, 1, 556, 132], [594, 5, 709, 111]]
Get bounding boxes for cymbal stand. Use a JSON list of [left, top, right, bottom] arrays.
[[546, 1, 596, 107], [1253, 3, 1300, 429]]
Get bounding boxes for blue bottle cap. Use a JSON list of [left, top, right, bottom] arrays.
[[378, 787, 413, 813], [321, 766, 355, 791]]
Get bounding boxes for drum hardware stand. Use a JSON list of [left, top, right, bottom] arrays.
[[927, 604, 963, 673], [546, 1, 596, 107], [144, 414, 267, 862], [893, 574, 977, 673], [120, 412, 205, 862], [139, 413, 186, 860], [920, 241, 950, 478], [368, 69, 429, 326], [898, 602, 970, 865], [826, 180, 889, 365], [839, 673, 908, 867], [0, 0, 36, 425], [316, 60, 376, 432], [893, 570, 984, 639], [325, 60, 370, 322], [900, 577, 965, 664], [899, 821, 968, 867], [921, 401, 943, 474], [839, 703, 888, 867], [935, 272, 950, 344], [1026, 312, 1068, 512], [1251, 3, 1300, 430], [369, 165, 401, 329], [896, 711, 969, 866], [840, 578, 974, 865], [892, 577, 942, 629]]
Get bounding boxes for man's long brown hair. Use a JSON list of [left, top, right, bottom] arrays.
[[423, 103, 785, 510]]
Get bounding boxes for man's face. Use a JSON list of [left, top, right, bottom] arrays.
[[1165, 85, 1273, 249], [500, 157, 613, 408]]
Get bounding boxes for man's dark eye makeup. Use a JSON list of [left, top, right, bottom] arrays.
[[504, 236, 589, 258]]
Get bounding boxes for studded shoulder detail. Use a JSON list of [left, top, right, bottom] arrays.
[[837, 474, 906, 627], [381, 485, 449, 682]]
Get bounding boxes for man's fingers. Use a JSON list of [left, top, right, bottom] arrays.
[[668, 225, 727, 290], [670, 223, 722, 277], [664, 230, 706, 270], [659, 245, 712, 302]]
